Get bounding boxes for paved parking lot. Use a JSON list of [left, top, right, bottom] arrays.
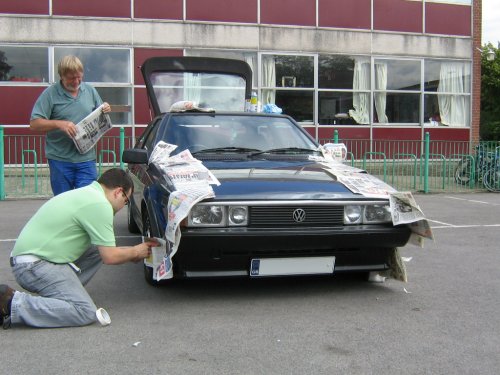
[[1, 193, 499, 375]]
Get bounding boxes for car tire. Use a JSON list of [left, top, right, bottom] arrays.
[[127, 205, 140, 234]]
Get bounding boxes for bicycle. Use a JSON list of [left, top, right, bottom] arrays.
[[454, 144, 500, 192]]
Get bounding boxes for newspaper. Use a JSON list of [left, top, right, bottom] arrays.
[[320, 159, 433, 248], [320, 160, 396, 199], [147, 141, 220, 281], [73, 104, 112, 154], [389, 191, 434, 247]]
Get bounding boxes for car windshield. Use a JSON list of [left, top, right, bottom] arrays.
[[157, 114, 318, 154]]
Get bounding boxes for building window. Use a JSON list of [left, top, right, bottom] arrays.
[[318, 55, 365, 125], [373, 58, 421, 124], [0, 46, 49, 83], [261, 54, 315, 123], [424, 59, 471, 127], [54, 47, 132, 124]]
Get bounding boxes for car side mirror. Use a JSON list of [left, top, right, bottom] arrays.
[[122, 149, 149, 164]]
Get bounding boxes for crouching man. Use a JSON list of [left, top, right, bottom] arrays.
[[0, 168, 157, 329]]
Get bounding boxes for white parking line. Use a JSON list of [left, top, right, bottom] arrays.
[[444, 196, 500, 206]]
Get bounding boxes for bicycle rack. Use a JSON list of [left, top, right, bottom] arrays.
[[98, 149, 117, 176], [21, 149, 38, 193], [420, 153, 446, 189], [345, 151, 355, 167], [363, 152, 387, 182], [392, 153, 417, 190]]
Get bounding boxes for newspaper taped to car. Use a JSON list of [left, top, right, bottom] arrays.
[[147, 141, 220, 281], [389, 191, 434, 247], [72, 104, 112, 154], [318, 155, 434, 246]]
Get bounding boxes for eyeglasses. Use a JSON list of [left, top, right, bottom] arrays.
[[121, 190, 130, 206]]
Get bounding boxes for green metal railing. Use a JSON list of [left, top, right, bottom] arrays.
[[0, 127, 134, 199], [1, 127, 500, 199]]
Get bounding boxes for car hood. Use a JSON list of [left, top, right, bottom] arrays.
[[202, 159, 381, 201]]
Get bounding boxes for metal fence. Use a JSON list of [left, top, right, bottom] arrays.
[[0, 127, 134, 199], [1, 127, 499, 199]]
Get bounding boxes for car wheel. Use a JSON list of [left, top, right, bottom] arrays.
[[127, 204, 140, 234]]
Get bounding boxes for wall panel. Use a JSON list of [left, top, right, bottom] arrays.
[[318, 0, 370, 30], [374, 0, 423, 33], [426, 3, 471, 36], [260, 0, 316, 27], [187, 0, 257, 23], [52, 0, 131, 18], [134, 0, 183, 20], [0, 86, 45, 125], [0, 0, 49, 15]]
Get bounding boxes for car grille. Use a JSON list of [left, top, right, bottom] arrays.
[[249, 205, 344, 227]]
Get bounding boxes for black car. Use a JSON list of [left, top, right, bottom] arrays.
[[123, 57, 411, 285]]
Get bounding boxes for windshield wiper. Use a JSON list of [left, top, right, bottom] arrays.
[[249, 147, 319, 157], [192, 147, 261, 155]]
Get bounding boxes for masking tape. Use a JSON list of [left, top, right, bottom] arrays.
[[96, 307, 111, 326]]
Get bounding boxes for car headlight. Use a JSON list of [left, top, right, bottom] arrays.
[[228, 206, 248, 226], [188, 205, 224, 226], [344, 204, 392, 225], [187, 205, 249, 227], [344, 205, 362, 224], [364, 204, 392, 223]]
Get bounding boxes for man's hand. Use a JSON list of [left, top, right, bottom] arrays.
[[132, 239, 160, 263], [102, 102, 111, 113], [58, 120, 78, 138]]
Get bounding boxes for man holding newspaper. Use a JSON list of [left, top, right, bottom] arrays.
[[30, 55, 112, 195]]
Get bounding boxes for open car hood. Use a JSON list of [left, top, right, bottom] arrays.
[[141, 57, 253, 117]]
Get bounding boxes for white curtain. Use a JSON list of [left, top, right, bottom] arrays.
[[185, 72, 201, 104], [374, 62, 388, 123], [349, 58, 370, 124], [437, 62, 467, 127], [262, 55, 276, 104], [244, 53, 257, 89]]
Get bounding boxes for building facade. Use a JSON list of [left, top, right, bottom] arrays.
[[0, 0, 481, 144]]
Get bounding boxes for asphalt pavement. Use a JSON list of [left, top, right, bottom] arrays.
[[1, 193, 499, 375]]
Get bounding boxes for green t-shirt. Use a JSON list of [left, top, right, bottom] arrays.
[[30, 81, 103, 162], [12, 181, 116, 263]]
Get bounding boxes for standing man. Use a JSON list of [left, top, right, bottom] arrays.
[[0, 168, 158, 329], [30, 55, 111, 195]]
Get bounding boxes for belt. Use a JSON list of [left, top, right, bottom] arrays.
[[10, 254, 42, 266]]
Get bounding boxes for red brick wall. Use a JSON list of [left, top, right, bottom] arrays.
[[471, 0, 481, 145]]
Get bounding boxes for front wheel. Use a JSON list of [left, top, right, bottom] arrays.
[[483, 167, 500, 192], [127, 205, 140, 234]]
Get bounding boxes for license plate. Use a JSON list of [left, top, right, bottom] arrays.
[[250, 256, 335, 277]]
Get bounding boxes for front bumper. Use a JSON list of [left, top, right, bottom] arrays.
[[170, 225, 411, 277]]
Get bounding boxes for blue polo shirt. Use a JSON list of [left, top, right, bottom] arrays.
[[31, 81, 103, 162]]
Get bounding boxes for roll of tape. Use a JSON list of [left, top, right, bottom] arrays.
[[96, 307, 111, 326]]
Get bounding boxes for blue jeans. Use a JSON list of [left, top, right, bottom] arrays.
[[48, 159, 97, 196], [10, 247, 103, 328]]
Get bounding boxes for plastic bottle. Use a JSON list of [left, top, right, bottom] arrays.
[[250, 90, 258, 112]]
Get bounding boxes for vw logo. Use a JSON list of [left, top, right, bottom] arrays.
[[292, 208, 306, 223]]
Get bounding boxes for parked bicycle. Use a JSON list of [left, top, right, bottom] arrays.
[[454, 144, 500, 192]]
